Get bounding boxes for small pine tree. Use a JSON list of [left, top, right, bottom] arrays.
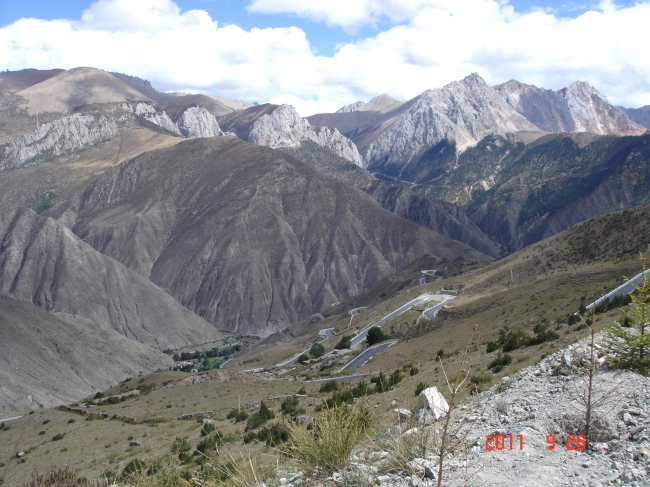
[[604, 253, 650, 375]]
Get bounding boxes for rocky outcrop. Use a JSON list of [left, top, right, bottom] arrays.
[[124, 103, 235, 139], [247, 105, 363, 166], [561, 82, 646, 136], [1, 101, 234, 170], [335, 94, 403, 114], [0, 205, 222, 349], [2, 113, 119, 170], [126, 102, 181, 136], [336, 101, 366, 113], [494, 80, 576, 133], [363, 74, 539, 169], [176, 106, 235, 138], [415, 386, 449, 420], [495, 80, 647, 136]]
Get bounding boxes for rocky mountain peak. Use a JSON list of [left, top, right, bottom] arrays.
[[558, 81, 646, 135], [247, 104, 362, 166], [176, 106, 230, 138], [335, 94, 403, 114], [363, 73, 538, 168], [336, 100, 366, 113], [495, 78, 647, 136]]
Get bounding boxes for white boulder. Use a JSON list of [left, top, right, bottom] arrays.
[[415, 386, 449, 420]]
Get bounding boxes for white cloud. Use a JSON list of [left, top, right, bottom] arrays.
[[0, 0, 649, 116]]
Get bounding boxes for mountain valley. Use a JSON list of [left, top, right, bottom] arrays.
[[1, 66, 650, 487]]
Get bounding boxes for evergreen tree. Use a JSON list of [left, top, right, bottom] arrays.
[[604, 253, 650, 375]]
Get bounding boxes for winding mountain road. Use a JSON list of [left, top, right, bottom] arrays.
[[350, 293, 438, 348], [339, 340, 397, 372], [586, 269, 650, 311], [423, 294, 455, 319]]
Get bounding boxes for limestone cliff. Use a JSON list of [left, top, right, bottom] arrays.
[[247, 104, 362, 166], [1, 103, 238, 170], [127, 102, 181, 135], [495, 80, 647, 136], [2, 113, 119, 170], [363, 74, 539, 169]]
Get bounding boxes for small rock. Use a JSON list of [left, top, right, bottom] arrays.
[[394, 408, 412, 419], [331, 472, 343, 484], [590, 442, 609, 453], [376, 475, 391, 484], [129, 440, 142, 446], [636, 448, 649, 462], [16, 451, 25, 458]]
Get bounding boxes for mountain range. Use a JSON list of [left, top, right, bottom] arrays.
[[1, 66, 650, 410]]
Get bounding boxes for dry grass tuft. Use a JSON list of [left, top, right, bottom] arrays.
[[286, 405, 371, 476]]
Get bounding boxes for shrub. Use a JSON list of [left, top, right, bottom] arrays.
[[201, 422, 216, 436], [389, 369, 403, 386], [281, 397, 305, 417], [319, 380, 371, 410], [350, 380, 370, 397], [414, 382, 429, 396], [367, 327, 391, 346], [121, 459, 146, 478], [52, 433, 65, 441], [100, 396, 121, 406], [371, 372, 392, 393], [67, 419, 75, 424], [488, 353, 512, 373], [226, 409, 249, 423], [287, 406, 371, 475], [310, 343, 325, 358], [502, 330, 532, 352], [595, 293, 632, 314], [246, 402, 274, 430], [319, 380, 339, 393], [495, 380, 512, 394], [171, 437, 192, 464], [335, 336, 352, 350], [298, 354, 310, 364], [486, 341, 499, 353], [257, 423, 290, 446], [409, 366, 419, 376], [196, 431, 224, 454], [435, 349, 445, 359], [528, 324, 560, 346], [297, 387, 306, 395], [243, 431, 257, 444]]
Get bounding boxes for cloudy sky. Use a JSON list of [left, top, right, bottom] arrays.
[[0, 0, 648, 115]]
